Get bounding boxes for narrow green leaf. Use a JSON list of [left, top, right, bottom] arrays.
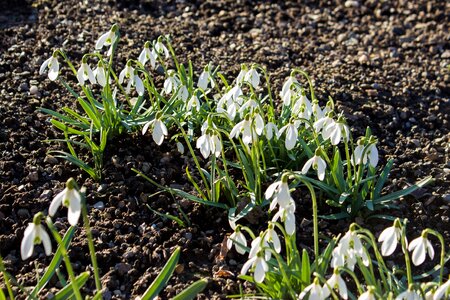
[[51, 151, 98, 180], [373, 159, 394, 199], [301, 249, 311, 287], [332, 150, 346, 192], [172, 278, 208, 300], [31, 226, 76, 297], [146, 205, 185, 227], [0, 287, 5, 300], [51, 119, 87, 136], [139, 247, 181, 300], [373, 176, 433, 204], [54, 272, 90, 300], [77, 97, 101, 130], [228, 202, 254, 226], [319, 212, 350, 220]]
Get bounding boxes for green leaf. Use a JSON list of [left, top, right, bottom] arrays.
[[319, 212, 350, 220], [0, 287, 5, 300], [372, 176, 433, 204], [228, 202, 254, 226], [373, 159, 394, 199], [54, 271, 90, 300], [332, 150, 346, 192], [31, 226, 76, 298], [50, 150, 98, 180], [146, 205, 186, 227], [301, 249, 311, 287], [51, 119, 88, 136], [139, 247, 181, 300], [172, 278, 208, 300]]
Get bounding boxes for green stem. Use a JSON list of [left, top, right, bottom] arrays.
[[300, 179, 319, 261], [0, 255, 15, 300], [45, 218, 83, 300], [425, 229, 446, 284]]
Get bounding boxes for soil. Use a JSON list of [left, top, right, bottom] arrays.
[[0, 0, 449, 299]]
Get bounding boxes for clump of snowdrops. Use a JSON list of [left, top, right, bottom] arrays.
[[16, 23, 446, 299]]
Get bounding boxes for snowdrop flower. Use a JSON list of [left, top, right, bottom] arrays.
[[142, 116, 168, 146], [230, 116, 255, 145], [93, 61, 108, 87], [236, 68, 247, 84], [21, 213, 52, 260], [301, 148, 327, 181], [155, 39, 170, 59], [312, 99, 325, 120], [323, 269, 348, 299], [332, 226, 370, 269], [241, 253, 269, 283], [95, 24, 118, 56], [217, 85, 243, 119], [77, 58, 96, 86], [292, 94, 312, 118], [272, 199, 296, 235], [187, 94, 201, 112], [281, 76, 298, 106], [352, 137, 379, 167], [358, 287, 376, 300], [163, 71, 180, 95], [408, 232, 435, 266], [322, 117, 350, 145], [196, 130, 222, 159], [198, 66, 215, 90], [39, 52, 59, 81], [299, 278, 325, 300], [395, 286, 421, 300], [244, 67, 260, 89], [331, 243, 357, 270], [227, 226, 247, 255], [138, 41, 157, 69], [119, 63, 144, 96], [49, 178, 82, 226], [264, 223, 281, 253], [265, 175, 291, 210], [378, 218, 402, 256], [313, 112, 334, 134], [265, 122, 279, 140], [278, 121, 299, 150], [434, 278, 450, 300]]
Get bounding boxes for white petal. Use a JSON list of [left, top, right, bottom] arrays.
[[138, 48, 147, 65], [97, 68, 107, 87], [285, 125, 297, 150], [77, 65, 85, 85], [21, 223, 36, 260], [265, 181, 280, 200], [254, 258, 266, 283], [198, 71, 208, 90], [426, 239, 435, 260], [119, 68, 127, 84], [316, 157, 326, 181], [330, 127, 341, 145], [68, 196, 81, 226], [381, 231, 398, 256], [434, 280, 450, 300], [412, 242, 426, 266], [301, 157, 314, 175], [86, 65, 96, 85], [95, 32, 109, 49], [369, 145, 379, 167], [38, 226, 52, 256], [49, 189, 65, 216], [241, 256, 256, 275], [135, 75, 144, 96], [285, 211, 296, 235], [255, 114, 264, 135], [142, 121, 152, 135]]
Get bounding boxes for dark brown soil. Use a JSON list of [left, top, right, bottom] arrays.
[[0, 0, 449, 299]]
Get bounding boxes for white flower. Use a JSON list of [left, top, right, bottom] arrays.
[[39, 54, 59, 81], [236, 69, 247, 84], [244, 67, 260, 89], [95, 24, 118, 56], [265, 177, 291, 210], [138, 42, 157, 69], [155, 40, 170, 59], [94, 63, 108, 87], [217, 85, 243, 119], [408, 234, 435, 266], [358, 288, 376, 300], [119, 63, 144, 96], [21, 215, 52, 260], [241, 255, 269, 283], [323, 269, 348, 299], [196, 131, 222, 159], [119, 63, 134, 86], [292, 94, 312, 118], [142, 118, 168, 146], [77, 61, 96, 86], [332, 227, 370, 269], [264, 223, 281, 253], [301, 152, 327, 181], [227, 229, 247, 255], [265, 122, 279, 140], [163, 72, 180, 95], [177, 85, 189, 102], [278, 122, 299, 150], [281, 76, 298, 106], [187, 95, 201, 112], [313, 114, 334, 134], [230, 118, 254, 145], [322, 120, 350, 145], [395, 288, 421, 300], [352, 141, 379, 167], [198, 69, 215, 90], [434, 279, 450, 300], [378, 221, 402, 256], [49, 179, 82, 226], [312, 100, 325, 120], [299, 278, 325, 300], [272, 199, 296, 235]]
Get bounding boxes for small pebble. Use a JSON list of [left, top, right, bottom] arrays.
[[93, 201, 105, 210], [30, 85, 39, 95]]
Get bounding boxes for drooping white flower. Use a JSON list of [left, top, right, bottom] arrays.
[[77, 60, 96, 86], [281, 76, 298, 106], [265, 122, 279, 140], [358, 287, 376, 300], [93, 62, 108, 87], [352, 140, 379, 168], [312, 100, 325, 120], [313, 114, 334, 134], [395, 287, 421, 300], [332, 227, 370, 269], [301, 150, 327, 181], [434, 278, 450, 300], [227, 228, 247, 255], [138, 41, 157, 69], [408, 233, 435, 266], [244, 67, 260, 89], [265, 176, 291, 210], [49, 178, 82, 226], [163, 71, 180, 95], [323, 269, 348, 299], [217, 85, 243, 119], [198, 68, 215, 90], [187, 94, 201, 112], [21, 213, 52, 260], [119, 62, 134, 86], [299, 278, 325, 300], [230, 117, 255, 145], [39, 53, 59, 81], [292, 94, 312, 118], [236, 68, 247, 84], [196, 131, 222, 159], [272, 199, 296, 235], [264, 223, 281, 253], [378, 219, 402, 256], [241, 254, 269, 283], [278, 122, 299, 150], [155, 39, 170, 59], [95, 24, 118, 56], [322, 118, 350, 145], [142, 118, 168, 146]]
